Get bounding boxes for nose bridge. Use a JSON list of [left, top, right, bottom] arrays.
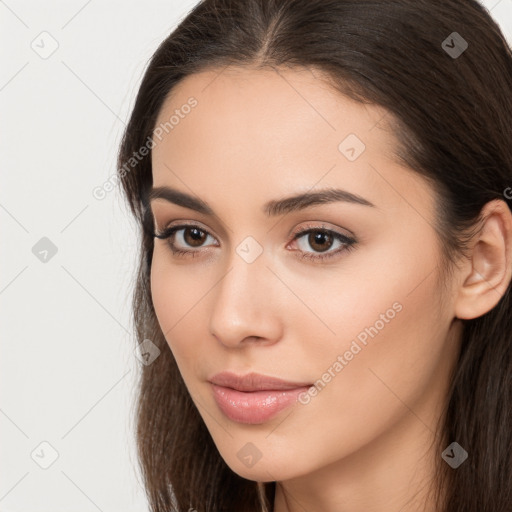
[[208, 239, 280, 347]]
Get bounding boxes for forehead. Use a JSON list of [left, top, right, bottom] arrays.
[[150, 65, 434, 219], [153, 65, 393, 155]]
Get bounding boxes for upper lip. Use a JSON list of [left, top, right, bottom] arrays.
[[209, 371, 312, 392]]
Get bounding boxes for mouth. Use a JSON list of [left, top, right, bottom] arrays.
[[208, 371, 313, 424]]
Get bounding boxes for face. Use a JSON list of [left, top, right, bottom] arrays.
[[149, 66, 461, 483]]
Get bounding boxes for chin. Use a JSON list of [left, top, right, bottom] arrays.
[[223, 452, 309, 482]]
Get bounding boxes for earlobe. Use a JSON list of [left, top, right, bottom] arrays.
[[454, 199, 512, 320]]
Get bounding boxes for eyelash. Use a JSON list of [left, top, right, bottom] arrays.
[[153, 222, 357, 262]]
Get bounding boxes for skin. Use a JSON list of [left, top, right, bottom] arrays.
[[148, 65, 512, 512]]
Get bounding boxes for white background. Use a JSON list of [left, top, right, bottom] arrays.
[[1, 1, 511, 510]]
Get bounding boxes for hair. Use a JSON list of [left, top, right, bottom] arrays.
[[116, 0, 512, 510]]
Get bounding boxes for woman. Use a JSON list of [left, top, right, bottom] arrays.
[[117, 0, 512, 510]]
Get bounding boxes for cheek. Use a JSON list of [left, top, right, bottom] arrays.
[[284, 229, 441, 361], [150, 250, 188, 350], [321, 238, 446, 398], [335, 290, 442, 439], [278, 238, 447, 437], [149, 247, 213, 368], [150, 246, 202, 321], [255, 278, 448, 479]]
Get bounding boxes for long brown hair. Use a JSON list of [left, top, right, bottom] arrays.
[[117, 1, 512, 510]]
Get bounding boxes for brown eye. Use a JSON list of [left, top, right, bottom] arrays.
[[154, 222, 356, 262], [154, 223, 218, 257], [183, 227, 208, 247], [290, 225, 357, 262], [307, 231, 334, 253]]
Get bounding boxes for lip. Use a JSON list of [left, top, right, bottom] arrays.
[[208, 371, 312, 424], [209, 371, 312, 391]]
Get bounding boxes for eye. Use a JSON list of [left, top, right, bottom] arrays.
[[153, 222, 357, 262], [154, 223, 218, 257], [288, 224, 356, 262]]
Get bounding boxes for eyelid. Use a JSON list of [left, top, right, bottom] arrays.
[[154, 220, 354, 244], [154, 218, 215, 236], [151, 207, 230, 240], [154, 221, 218, 244], [288, 221, 355, 241]]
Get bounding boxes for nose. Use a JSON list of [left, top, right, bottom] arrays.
[[208, 248, 283, 349]]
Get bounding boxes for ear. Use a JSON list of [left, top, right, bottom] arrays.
[[454, 199, 512, 320]]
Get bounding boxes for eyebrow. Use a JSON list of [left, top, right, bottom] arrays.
[[147, 185, 375, 216]]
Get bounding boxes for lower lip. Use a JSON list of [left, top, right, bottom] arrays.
[[210, 383, 311, 424]]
